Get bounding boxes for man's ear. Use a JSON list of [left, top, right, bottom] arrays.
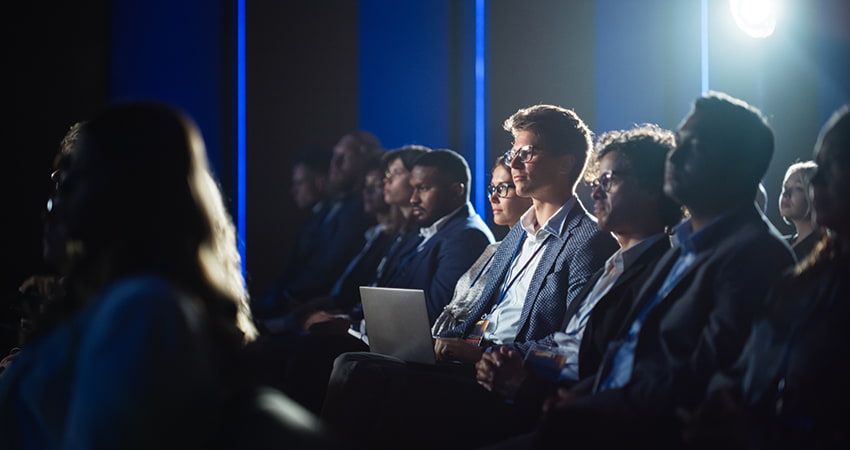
[[452, 182, 465, 198]]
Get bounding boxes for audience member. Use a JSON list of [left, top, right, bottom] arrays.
[[274, 148, 493, 414], [374, 149, 495, 323], [683, 105, 849, 450], [0, 103, 329, 449], [260, 131, 382, 316], [504, 92, 795, 450], [2, 123, 82, 369], [431, 158, 533, 335], [288, 155, 399, 331], [382, 145, 432, 232], [251, 146, 331, 320], [476, 124, 682, 417], [779, 160, 822, 261], [321, 104, 618, 448], [291, 146, 332, 210], [434, 104, 618, 362]]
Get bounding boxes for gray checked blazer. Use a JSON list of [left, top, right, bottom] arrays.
[[439, 198, 618, 345]]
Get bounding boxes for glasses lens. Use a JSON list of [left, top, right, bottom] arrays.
[[518, 149, 528, 163]]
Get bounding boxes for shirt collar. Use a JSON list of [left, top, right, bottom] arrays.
[[420, 203, 465, 241], [672, 210, 731, 255], [519, 196, 577, 242], [620, 233, 667, 268]]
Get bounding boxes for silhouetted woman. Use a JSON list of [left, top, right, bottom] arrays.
[[0, 103, 271, 448]]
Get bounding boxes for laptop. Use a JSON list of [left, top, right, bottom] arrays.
[[358, 286, 436, 364]]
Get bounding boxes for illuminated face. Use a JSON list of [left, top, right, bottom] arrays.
[[812, 129, 850, 233], [590, 151, 647, 234], [409, 165, 461, 227], [507, 130, 563, 199], [779, 170, 811, 222], [383, 157, 413, 206], [489, 165, 532, 227]]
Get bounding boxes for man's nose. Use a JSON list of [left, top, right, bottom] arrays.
[[509, 155, 522, 170]]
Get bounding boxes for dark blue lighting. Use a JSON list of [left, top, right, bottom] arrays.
[[701, 0, 710, 94], [475, 0, 486, 216], [237, 0, 247, 276]]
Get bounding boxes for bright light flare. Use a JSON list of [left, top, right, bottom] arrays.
[[730, 0, 778, 38]]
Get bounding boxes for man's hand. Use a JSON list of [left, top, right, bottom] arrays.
[[434, 338, 483, 364], [475, 346, 527, 398]]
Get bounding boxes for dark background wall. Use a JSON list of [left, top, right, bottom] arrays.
[[6, 0, 849, 304]]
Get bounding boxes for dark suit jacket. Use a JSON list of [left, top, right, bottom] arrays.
[[574, 205, 795, 418], [441, 198, 618, 345], [575, 235, 672, 380], [268, 193, 376, 307], [382, 203, 495, 323]]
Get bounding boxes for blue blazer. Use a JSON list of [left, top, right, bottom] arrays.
[[383, 203, 495, 323], [441, 199, 619, 344]]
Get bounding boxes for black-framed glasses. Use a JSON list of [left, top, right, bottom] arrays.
[[587, 170, 629, 193], [487, 183, 515, 198], [503, 145, 538, 166]]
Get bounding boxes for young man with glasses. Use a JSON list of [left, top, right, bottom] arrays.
[[475, 125, 683, 418], [322, 104, 618, 448], [506, 92, 796, 450], [432, 104, 618, 363]]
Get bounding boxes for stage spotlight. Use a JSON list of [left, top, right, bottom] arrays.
[[729, 0, 778, 38]]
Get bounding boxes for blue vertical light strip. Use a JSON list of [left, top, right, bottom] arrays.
[[237, 0, 247, 276], [700, 0, 710, 94], [474, 0, 486, 215]]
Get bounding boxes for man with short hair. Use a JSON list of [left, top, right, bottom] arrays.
[[378, 149, 496, 322], [261, 131, 383, 317], [475, 125, 683, 412], [519, 92, 795, 450], [290, 146, 331, 211], [322, 105, 619, 448], [433, 104, 619, 363]]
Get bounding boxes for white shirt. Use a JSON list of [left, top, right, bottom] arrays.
[[484, 198, 577, 344], [554, 233, 666, 380]]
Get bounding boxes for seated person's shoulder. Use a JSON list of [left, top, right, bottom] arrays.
[[92, 275, 194, 326]]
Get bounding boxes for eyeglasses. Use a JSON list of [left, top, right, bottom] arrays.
[[487, 183, 515, 198], [502, 145, 538, 166], [587, 170, 629, 193]]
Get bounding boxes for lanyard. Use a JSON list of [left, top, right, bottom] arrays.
[[468, 251, 497, 288], [493, 231, 549, 309]]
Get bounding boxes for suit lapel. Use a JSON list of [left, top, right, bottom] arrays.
[[558, 266, 604, 330], [516, 205, 583, 334], [461, 224, 524, 334]]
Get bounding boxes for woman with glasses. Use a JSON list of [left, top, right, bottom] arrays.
[[432, 160, 532, 335]]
